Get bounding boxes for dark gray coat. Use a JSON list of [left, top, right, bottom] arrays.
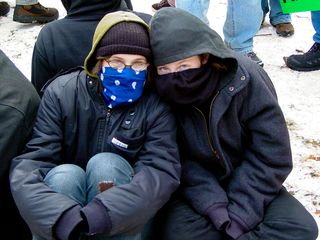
[[10, 69, 181, 239], [150, 8, 292, 239]]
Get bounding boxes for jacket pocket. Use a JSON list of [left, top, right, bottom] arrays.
[[109, 131, 145, 163]]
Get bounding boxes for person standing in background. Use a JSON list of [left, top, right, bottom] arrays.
[[150, 0, 265, 67], [31, 0, 148, 96], [261, 0, 294, 37]]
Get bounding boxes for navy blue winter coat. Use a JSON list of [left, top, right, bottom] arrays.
[[150, 8, 292, 239]]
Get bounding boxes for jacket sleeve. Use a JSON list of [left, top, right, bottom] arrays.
[[0, 50, 40, 184], [0, 107, 30, 183], [225, 68, 292, 239], [10, 88, 80, 239], [81, 99, 181, 236], [181, 159, 231, 230]]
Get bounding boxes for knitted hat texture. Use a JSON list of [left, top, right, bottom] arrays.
[[96, 21, 151, 60]]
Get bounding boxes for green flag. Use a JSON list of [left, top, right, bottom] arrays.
[[280, 0, 320, 13]]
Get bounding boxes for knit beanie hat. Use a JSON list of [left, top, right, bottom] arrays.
[[96, 21, 151, 60]]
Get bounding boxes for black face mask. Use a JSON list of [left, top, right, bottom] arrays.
[[155, 64, 219, 106]]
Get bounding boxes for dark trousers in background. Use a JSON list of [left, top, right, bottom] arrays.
[[153, 189, 318, 240], [0, 179, 32, 240]]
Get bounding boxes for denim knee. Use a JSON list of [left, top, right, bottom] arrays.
[[86, 152, 134, 201], [86, 152, 133, 177], [44, 164, 86, 205]]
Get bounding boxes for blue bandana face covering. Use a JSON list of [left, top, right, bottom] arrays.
[[99, 66, 147, 109]]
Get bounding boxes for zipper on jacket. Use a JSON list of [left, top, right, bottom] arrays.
[[209, 91, 221, 161], [194, 91, 221, 161], [101, 108, 112, 152]]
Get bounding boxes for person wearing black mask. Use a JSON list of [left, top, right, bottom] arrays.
[[149, 8, 319, 240], [31, 0, 147, 96]]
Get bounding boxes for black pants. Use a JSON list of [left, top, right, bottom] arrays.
[[153, 189, 318, 240], [0, 180, 31, 239]]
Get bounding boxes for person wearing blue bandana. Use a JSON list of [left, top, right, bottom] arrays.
[[99, 59, 148, 109], [9, 11, 181, 240]]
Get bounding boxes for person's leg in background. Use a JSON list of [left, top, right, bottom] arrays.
[[284, 11, 320, 71], [238, 188, 318, 240], [224, 0, 264, 67], [14, 0, 58, 23], [175, 0, 210, 25], [312, 11, 320, 43], [261, 0, 269, 26], [267, 0, 294, 37]]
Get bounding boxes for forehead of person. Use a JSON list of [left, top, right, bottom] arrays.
[[149, 8, 236, 67], [84, 11, 151, 78]]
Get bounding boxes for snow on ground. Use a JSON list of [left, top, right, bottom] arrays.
[[1, 0, 319, 236]]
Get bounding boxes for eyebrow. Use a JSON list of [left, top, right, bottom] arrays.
[[176, 58, 193, 64]]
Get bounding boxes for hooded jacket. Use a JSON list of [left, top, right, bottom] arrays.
[[0, 50, 40, 239], [10, 12, 180, 240], [31, 0, 151, 96], [150, 8, 292, 239]]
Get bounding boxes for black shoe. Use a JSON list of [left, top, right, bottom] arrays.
[[247, 52, 264, 67], [284, 42, 320, 71], [0, 1, 10, 16], [13, 3, 58, 23], [152, 0, 170, 11]]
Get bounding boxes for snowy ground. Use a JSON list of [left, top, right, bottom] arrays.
[[1, 0, 319, 236]]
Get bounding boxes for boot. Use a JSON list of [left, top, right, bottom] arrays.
[[247, 52, 264, 67], [0, 2, 10, 16], [13, 3, 58, 23], [274, 22, 294, 37], [152, 0, 171, 11], [284, 42, 320, 71]]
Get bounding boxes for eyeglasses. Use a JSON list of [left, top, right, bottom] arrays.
[[104, 59, 149, 72]]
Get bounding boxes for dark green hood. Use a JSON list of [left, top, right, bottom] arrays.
[[150, 8, 237, 67]]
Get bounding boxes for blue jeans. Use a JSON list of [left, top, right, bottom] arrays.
[[261, 0, 291, 25], [176, 0, 210, 25], [312, 11, 320, 43], [16, 0, 38, 5], [176, 0, 263, 53], [34, 153, 151, 240]]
